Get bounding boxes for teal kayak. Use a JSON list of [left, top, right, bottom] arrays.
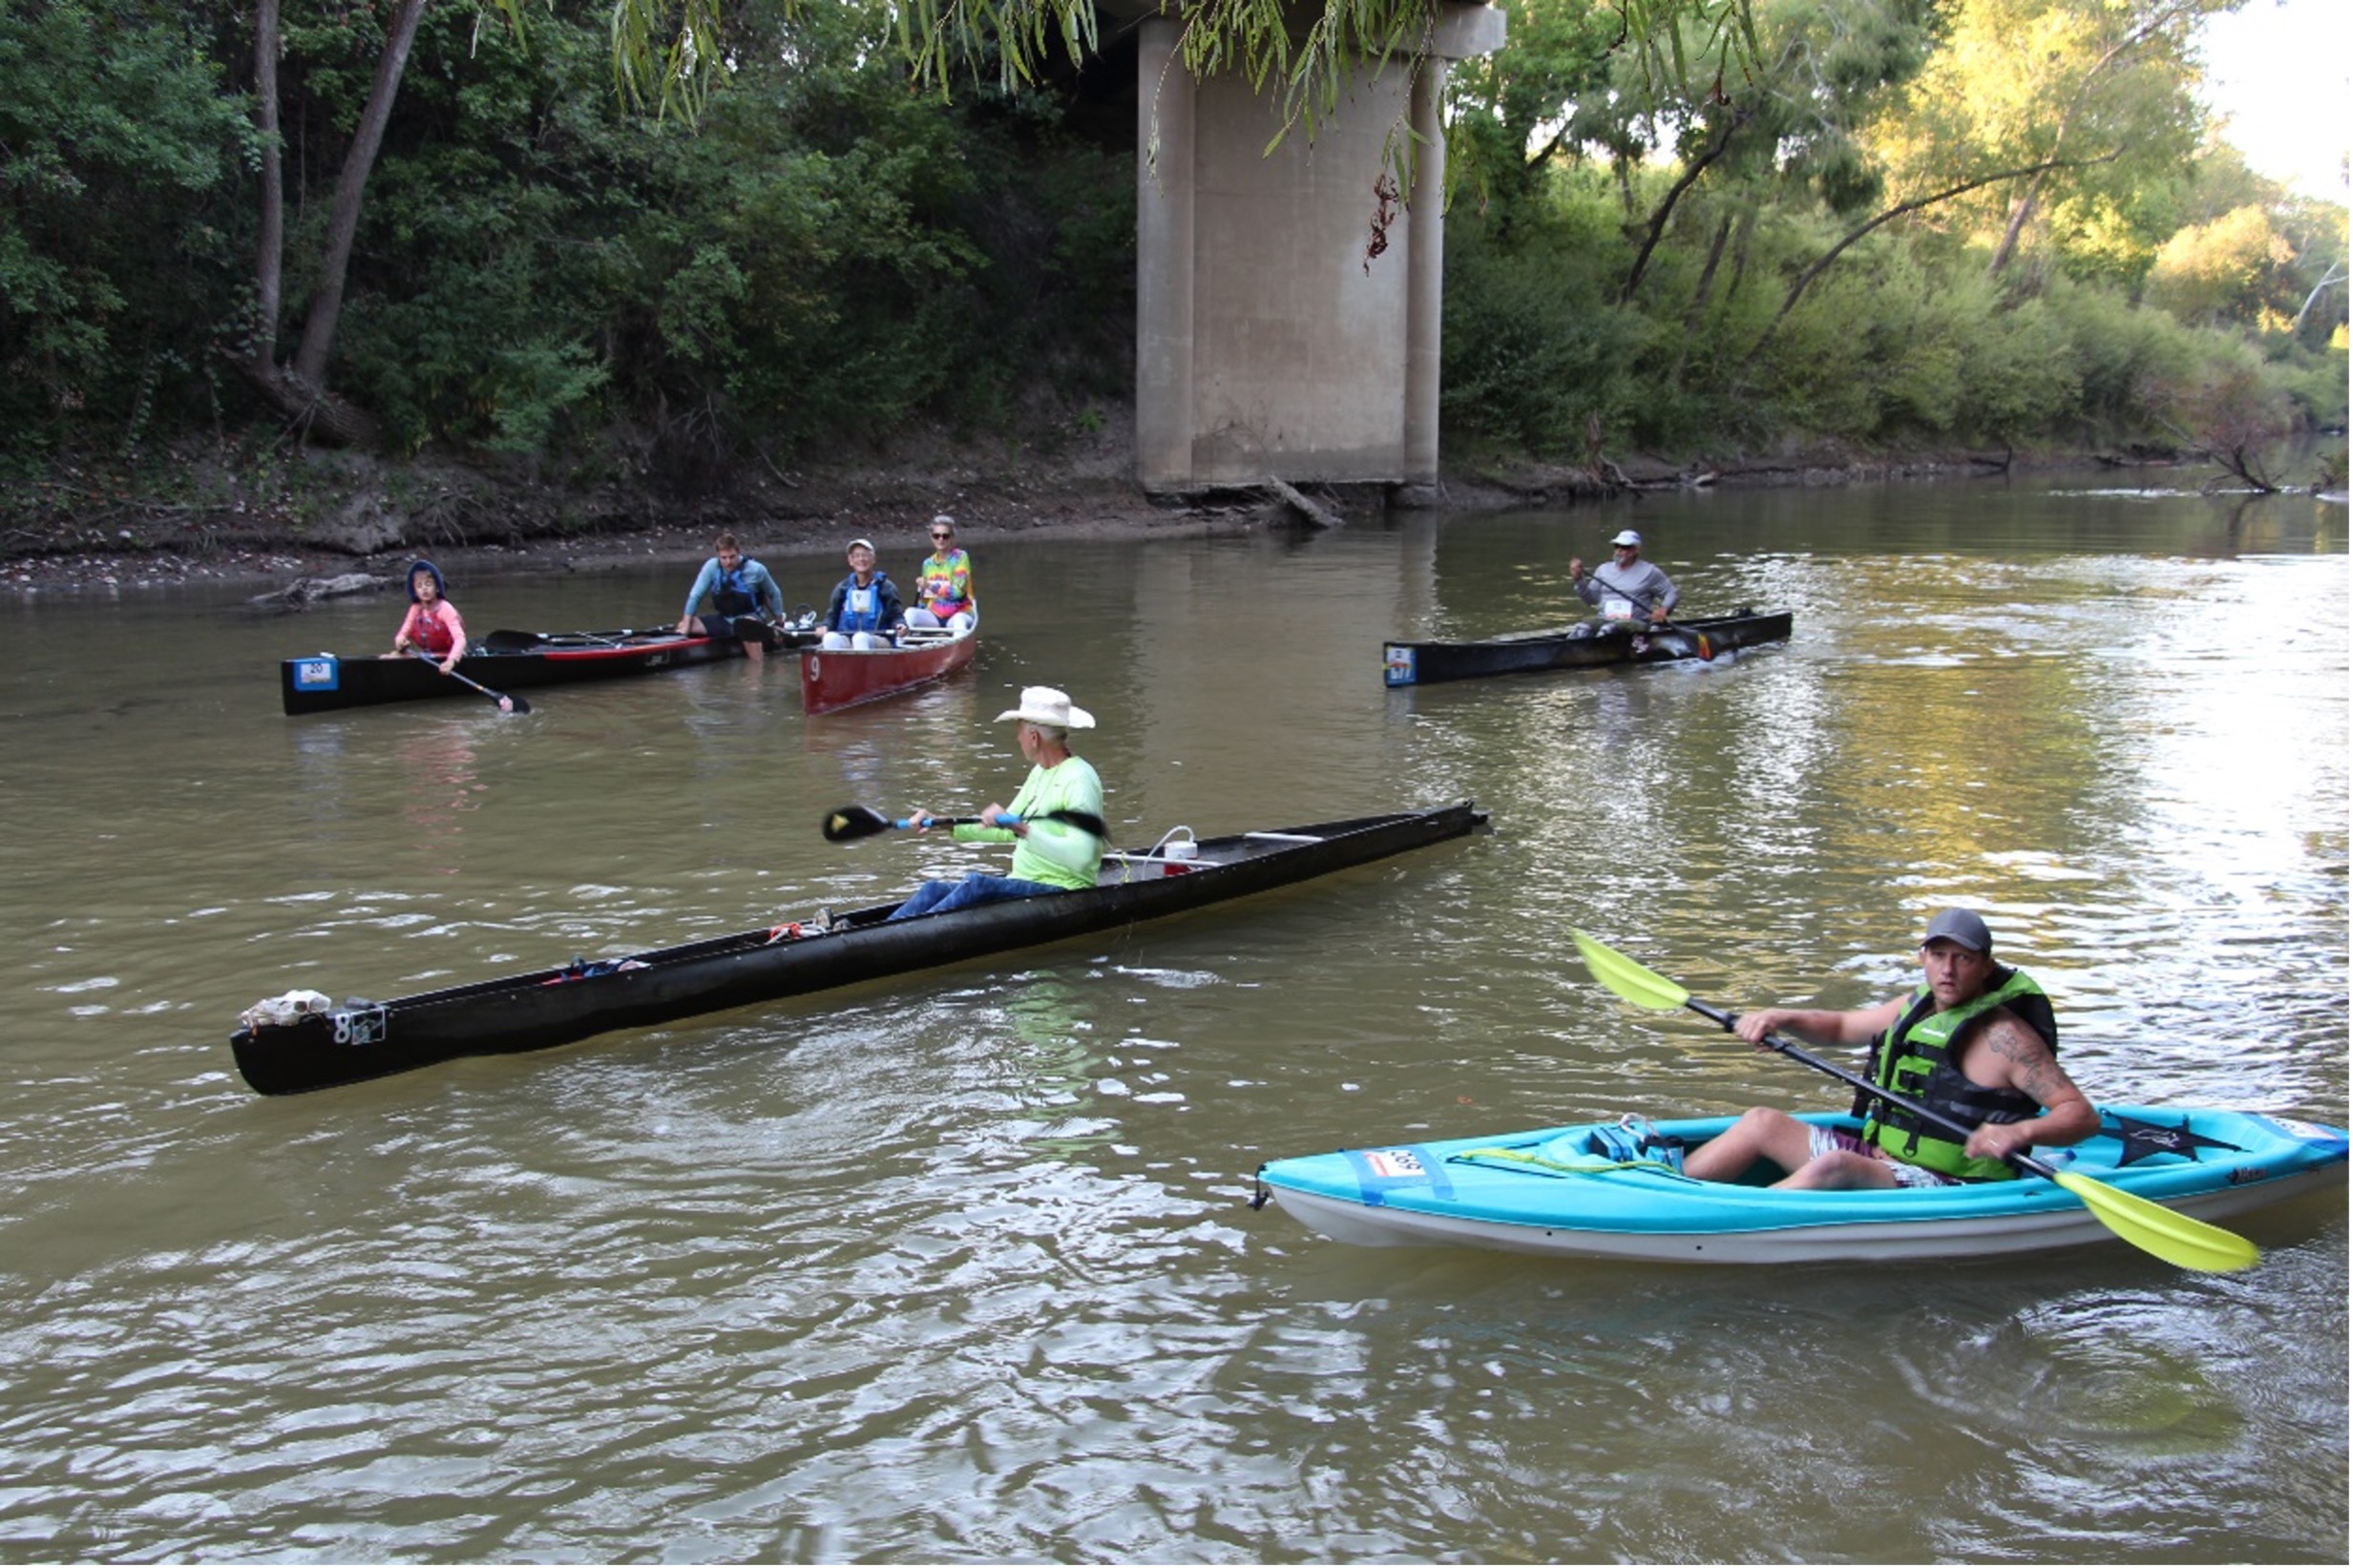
[[1253, 1105, 2347, 1265]]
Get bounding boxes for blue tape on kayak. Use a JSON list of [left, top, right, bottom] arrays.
[[1342, 1145, 1454, 1206]]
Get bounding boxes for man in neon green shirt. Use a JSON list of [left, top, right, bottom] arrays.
[[888, 686, 1106, 919]]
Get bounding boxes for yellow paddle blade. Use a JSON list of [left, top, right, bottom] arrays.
[[1570, 930, 1691, 1012], [2049, 1169, 2260, 1273]]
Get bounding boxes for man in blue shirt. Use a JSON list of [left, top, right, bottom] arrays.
[[677, 533, 787, 659]]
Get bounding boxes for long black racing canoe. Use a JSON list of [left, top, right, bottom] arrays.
[[1382, 609, 1793, 687], [280, 623, 821, 715], [230, 802, 1488, 1095]]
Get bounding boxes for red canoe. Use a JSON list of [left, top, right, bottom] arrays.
[[798, 623, 978, 715]]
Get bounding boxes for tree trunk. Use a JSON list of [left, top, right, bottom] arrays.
[[1686, 213, 1733, 327], [1665, 213, 1735, 385], [1745, 153, 2111, 366], [250, 0, 284, 367], [1985, 178, 2044, 278], [242, 363, 388, 449], [2292, 263, 2346, 336], [235, 0, 427, 449], [1724, 205, 1757, 304], [1620, 108, 1751, 304], [291, 0, 430, 389]]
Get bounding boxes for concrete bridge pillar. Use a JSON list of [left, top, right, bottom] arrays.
[[1134, 20, 1196, 492], [1402, 54, 1450, 497], [1128, 5, 1506, 497]]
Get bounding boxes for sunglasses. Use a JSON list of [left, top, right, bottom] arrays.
[[931, 531, 953, 540]]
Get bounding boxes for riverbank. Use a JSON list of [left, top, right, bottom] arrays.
[[0, 427, 2223, 597]]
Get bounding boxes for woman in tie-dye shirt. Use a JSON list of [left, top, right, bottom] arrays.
[[906, 513, 976, 633]]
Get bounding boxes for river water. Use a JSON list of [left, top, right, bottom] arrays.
[[1, 479, 2343, 1563]]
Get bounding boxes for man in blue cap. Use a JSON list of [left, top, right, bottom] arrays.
[[1678, 908, 2099, 1189]]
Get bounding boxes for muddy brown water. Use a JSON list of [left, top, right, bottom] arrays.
[[1, 480, 2343, 1562]]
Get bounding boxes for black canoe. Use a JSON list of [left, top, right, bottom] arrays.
[[229, 802, 1488, 1095], [280, 624, 821, 715], [1382, 609, 1793, 687]]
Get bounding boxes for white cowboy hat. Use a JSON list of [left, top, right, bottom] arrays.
[[995, 685, 1096, 729]]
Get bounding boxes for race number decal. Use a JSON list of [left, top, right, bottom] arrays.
[[1362, 1149, 1426, 1179], [292, 657, 341, 692], [331, 1005, 389, 1047]]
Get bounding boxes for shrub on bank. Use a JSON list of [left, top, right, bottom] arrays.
[[1438, 191, 2344, 467]]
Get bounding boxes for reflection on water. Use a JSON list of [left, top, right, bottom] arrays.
[[392, 716, 484, 868], [0, 483, 2343, 1562]]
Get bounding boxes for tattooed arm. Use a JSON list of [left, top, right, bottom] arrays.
[[1962, 1008, 2101, 1161]]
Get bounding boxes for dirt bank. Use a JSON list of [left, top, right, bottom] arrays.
[[0, 428, 2107, 599]]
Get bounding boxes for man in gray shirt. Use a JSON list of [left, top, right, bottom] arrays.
[[1567, 529, 1678, 628]]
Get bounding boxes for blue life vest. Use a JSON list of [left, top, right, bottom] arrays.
[[838, 578, 883, 634], [711, 565, 758, 617]]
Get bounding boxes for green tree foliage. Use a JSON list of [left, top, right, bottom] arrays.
[[1439, 0, 2340, 464], [1617, 0, 1942, 303], [1439, 173, 1656, 447], [0, 1, 252, 442], [1443, 0, 1626, 231], [1864, 0, 2229, 281], [2147, 203, 2295, 325], [617, 2, 1765, 217], [5, 0, 2340, 484], [7, 0, 1134, 466]]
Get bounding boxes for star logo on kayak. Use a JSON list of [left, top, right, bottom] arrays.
[[2106, 1114, 2249, 1166]]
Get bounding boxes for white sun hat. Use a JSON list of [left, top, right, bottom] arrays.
[[1611, 529, 1643, 547], [995, 685, 1096, 729]]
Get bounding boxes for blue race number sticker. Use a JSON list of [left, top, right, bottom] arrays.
[[293, 657, 341, 691]]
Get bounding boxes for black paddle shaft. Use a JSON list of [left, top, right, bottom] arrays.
[[1685, 995, 2063, 1181], [412, 648, 529, 713], [821, 805, 1107, 844]]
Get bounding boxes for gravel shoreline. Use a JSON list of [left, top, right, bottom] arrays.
[[8, 440, 2228, 600], [1, 471, 1280, 598]]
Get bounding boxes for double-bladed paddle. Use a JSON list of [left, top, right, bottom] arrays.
[[1567, 929, 2259, 1273], [821, 805, 1109, 844], [411, 648, 529, 714]]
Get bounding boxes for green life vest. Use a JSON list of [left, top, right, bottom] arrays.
[[1859, 967, 2056, 1182]]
